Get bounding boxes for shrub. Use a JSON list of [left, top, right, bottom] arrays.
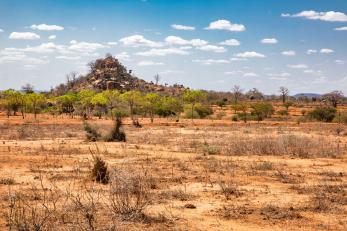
[[251, 102, 274, 121], [83, 122, 101, 141], [216, 111, 226, 120], [194, 104, 213, 118], [91, 156, 109, 184], [308, 107, 336, 122], [231, 115, 238, 121], [184, 109, 200, 119], [333, 111, 347, 124], [277, 109, 289, 116], [104, 118, 126, 142]]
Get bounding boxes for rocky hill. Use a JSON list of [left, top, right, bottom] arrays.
[[54, 55, 186, 95]]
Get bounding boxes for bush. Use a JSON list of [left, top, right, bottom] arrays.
[[184, 109, 200, 119], [91, 156, 109, 184], [216, 111, 226, 120], [333, 111, 347, 124], [251, 102, 274, 121], [83, 122, 101, 141], [308, 107, 336, 122], [104, 118, 126, 142], [194, 104, 213, 119], [231, 115, 238, 121], [277, 109, 289, 116]]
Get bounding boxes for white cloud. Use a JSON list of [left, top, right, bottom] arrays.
[[287, 64, 308, 69], [205, 19, 245, 32], [282, 11, 347, 22], [55, 55, 81, 60], [159, 70, 184, 74], [0, 29, 4, 32], [281, 50, 296, 56], [136, 48, 189, 56], [68, 41, 107, 52], [119, 35, 162, 47], [243, 72, 258, 77], [261, 38, 278, 44], [171, 24, 195, 30], [107, 41, 118, 46], [334, 26, 347, 31], [165, 36, 208, 46], [304, 69, 314, 73], [224, 70, 244, 75], [196, 45, 226, 53], [30, 24, 64, 31], [115, 52, 130, 61], [220, 39, 240, 46], [193, 59, 230, 65], [5, 42, 66, 54], [335, 60, 345, 65], [0, 52, 48, 65], [307, 49, 317, 54], [9, 32, 40, 40], [48, 35, 56, 40], [138, 60, 164, 66], [235, 51, 266, 58], [230, 57, 247, 61], [320, 48, 334, 54]]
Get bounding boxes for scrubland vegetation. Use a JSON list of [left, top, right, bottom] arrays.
[[0, 82, 346, 230]]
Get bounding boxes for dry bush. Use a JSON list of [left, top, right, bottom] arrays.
[[91, 156, 109, 184], [218, 204, 254, 219], [259, 204, 302, 220], [159, 189, 193, 202], [104, 118, 126, 142], [108, 169, 151, 221], [0, 177, 15, 185], [251, 161, 274, 171], [217, 177, 242, 200], [83, 121, 101, 142]]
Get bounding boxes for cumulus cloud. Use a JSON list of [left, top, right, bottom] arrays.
[[282, 11, 347, 22], [224, 70, 244, 75], [334, 26, 347, 31], [107, 41, 118, 46], [261, 38, 278, 44], [235, 51, 266, 58], [165, 36, 208, 46], [196, 45, 227, 53], [48, 35, 56, 40], [55, 55, 81, 60], [9, 32, 40, 40], [115, 52, 130, 61], [320, 48, 334, 54], [159, 70, 184, 74], [138, 60, 164, 66], [30, 24, 64, 31], [136, 48, 189, 56], [220, 39, 240, 46], [171, 24, 195, 30], [205, 19, 245, 32], [68, 41, 107, 52], [307, 49, 317, 54], [281, 50, 296, 56], [193, 59, 230, 65], [230, 57, 247, 61], [0, 29, 4, 32], [119, 35, 162, 47], [287, 64, 308, 69], [243, 72, 258, 77]]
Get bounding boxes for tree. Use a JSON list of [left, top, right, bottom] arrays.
[[239, 103, 249, 123], [91, 93, 108, 119], [279, 87, 289, 103], [183, 90, 206, 122], [251, 102, 274, 122], [2, 89, 22, 117], [154, 74, 161, 85], [283, 101, 294, 111], [121, 90, 143, 121], [26, 93, 46, 119], [21, 83, 34, 94], [323, 91, 344, 108], [144, 92, 160, 123], [231, 85, 243, 104], [102, 90, 122, 119], [246, 88, 264, 100], [77, 90, 96, 118], [56, 93, 78, 117]]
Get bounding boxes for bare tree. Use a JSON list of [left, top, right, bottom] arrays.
[[154, 74, 161, 85], [21, 83, 34, 94], [279, 86, 289, 103], [323, 90, 344, 108], [231, 85, 243, 104]]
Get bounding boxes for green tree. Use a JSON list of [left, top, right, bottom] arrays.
[[121, 90, 143, 121], [91, 92, 108, 119], [102, 90, 122, 119], [2, 89, 22, 117], [56, 93, 78, 117], [183, 90, 206, 122], [26, 93, 46, 119], [144, 93, 160, 123], [163, 96, 183, 120], [251, 102, 274, 122], [77, 90, 95, 118]]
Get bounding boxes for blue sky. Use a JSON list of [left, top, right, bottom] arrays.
[[0, 0, 347, 94]]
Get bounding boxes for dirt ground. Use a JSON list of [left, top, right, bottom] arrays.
[[0, 113, 346, 230]]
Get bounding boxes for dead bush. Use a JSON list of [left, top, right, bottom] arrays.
[[108, 169, 151, 221], [104, 118, 126, 142], [260, 204, 302, 220], [218, 178, 242, 200], [83, 122, 101, 142], [91, 156, 109, 184], [0, 177, 15, 185]]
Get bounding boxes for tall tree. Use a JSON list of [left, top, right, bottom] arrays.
[[183, 90, 206, 122], [27, 93, 46, 119], [144, 92, 160, 123], [154, 74, 161, 85], [102, 90, 122, 119], [279, 87, 289, 103], [323, 90, 344, 108], [231, 85, 243, 104], [121, 90, 143, 121]]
